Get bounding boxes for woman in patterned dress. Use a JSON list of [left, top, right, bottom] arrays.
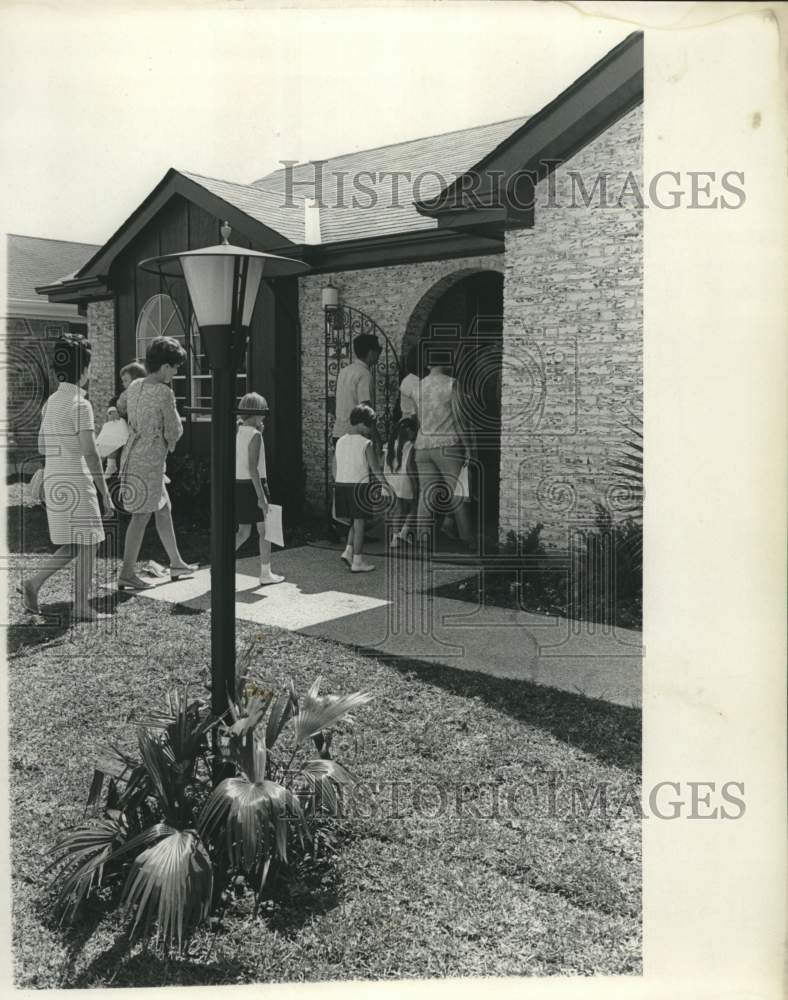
[[21, 335, 114, 621], [116, 336, 194, 590]]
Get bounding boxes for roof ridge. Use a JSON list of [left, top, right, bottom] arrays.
[[181, 169, 307, 203], [254, 115, 530, 182], [179, 168, 262, 190], [7, 233, 101, 248]]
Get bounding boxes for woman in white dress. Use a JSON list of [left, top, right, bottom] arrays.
[[21, 336, 113, 621]]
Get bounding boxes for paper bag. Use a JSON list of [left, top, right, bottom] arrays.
[[96, 418, 129, 458], [453, 464, 470, 500], [264, 504, 284, 547]]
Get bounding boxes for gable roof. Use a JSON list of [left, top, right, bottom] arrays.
[[252, 117, 529, 244], [47, 118, 529, 292], [180, 171, 307, 244], [8, 233, 100, 301], [416, 31, 643, 226], [39, 33, 643, 302]]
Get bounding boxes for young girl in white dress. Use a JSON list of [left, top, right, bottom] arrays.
[[334, 404, 382, 572], [234, 393, 284, 586], [382, 416, 418, 548]]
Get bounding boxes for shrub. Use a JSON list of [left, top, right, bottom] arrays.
[[167, 453, 211, 500], [45, 653, 372, 953]]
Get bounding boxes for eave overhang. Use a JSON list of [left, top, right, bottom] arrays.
[[415, 31, 643, 231]]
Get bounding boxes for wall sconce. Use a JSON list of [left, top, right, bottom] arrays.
[[322, 281, 340, 314]]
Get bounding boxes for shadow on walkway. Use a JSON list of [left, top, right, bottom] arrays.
[[349, 642, 641, 773]]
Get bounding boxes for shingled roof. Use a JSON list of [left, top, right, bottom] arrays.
[[179, 171, 307, 244], [8, 234, 100, 302], [250, 117, 529, 244]]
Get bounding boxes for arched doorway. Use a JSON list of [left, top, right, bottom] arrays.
[[410, 270, 504, 534]]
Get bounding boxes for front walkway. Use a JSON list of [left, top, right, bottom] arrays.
[[133, 544, 642, 708]]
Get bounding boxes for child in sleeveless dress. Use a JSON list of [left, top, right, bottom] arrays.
[[334, 404, 382, 572], [382, 416, 418, 548], [234, 393, 284, 586]]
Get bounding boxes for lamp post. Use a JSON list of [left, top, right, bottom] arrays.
[[139, 223, 307, 719]]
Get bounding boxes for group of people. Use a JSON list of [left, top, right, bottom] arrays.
[[20, 333, 283, 621], [20, 327, 473, 618], [331, 332, 474, 572]]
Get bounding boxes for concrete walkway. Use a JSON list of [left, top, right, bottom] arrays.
[[131, 544, 642, 708]]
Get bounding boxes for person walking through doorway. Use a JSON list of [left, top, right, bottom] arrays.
[[413, 341, 474, 549]]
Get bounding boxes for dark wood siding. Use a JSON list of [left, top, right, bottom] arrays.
[[109, 194, 302, 510]]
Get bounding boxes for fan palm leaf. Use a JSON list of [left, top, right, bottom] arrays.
[[86, 745, 143, 810], [229, 691, 274, 738], [121, 827, 212, 952], [46, 816, 127, 923], [137, 729, 177, 819], [611, 417, 644, 516], [198, 775, 308, 872], [292, 678, 372, 745], [300, 759, 356, 816], [265, 691, 295, 749], [139, 690, 215, 763]]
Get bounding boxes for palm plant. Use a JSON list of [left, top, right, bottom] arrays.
[[611, 412, 643, 521], [45, 668, 372, 953]]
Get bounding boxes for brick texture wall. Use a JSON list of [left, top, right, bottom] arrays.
[[5, 316, 88, 474], [297, 105, 642, 532], [88, 300, 117, 430], [298, 255, 504, 511], [499, 105, 643, 545], [87, 300, 116, 432]]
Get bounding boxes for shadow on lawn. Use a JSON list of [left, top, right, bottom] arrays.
[[266, 857, 342, 937], [70, 941, 242, 989], [57, 865, 340, 987], [355, 647, 641, 773], [6, 592, 134, 655]]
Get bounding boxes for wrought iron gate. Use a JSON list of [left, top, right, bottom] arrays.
[[324, 304, 400, 522]]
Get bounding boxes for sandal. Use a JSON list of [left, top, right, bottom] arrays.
[[117, 576, 155, 592], [72, 607, 111, 623], [170, 563, 198, 581], [18, 582, 41, 615]]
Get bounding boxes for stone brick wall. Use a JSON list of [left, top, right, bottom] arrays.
[[5, 316, 88, 474], [499, 104, 643, 546], [298, 255, 504, 511], [87, 300, 116, 431]]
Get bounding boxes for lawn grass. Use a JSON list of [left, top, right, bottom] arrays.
[[6, 502, 641, 986]]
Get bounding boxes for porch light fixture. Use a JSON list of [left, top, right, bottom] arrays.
[[321, 281, 340, 314], [139, 222, 307, 721]]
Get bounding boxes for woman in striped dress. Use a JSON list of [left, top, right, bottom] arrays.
[[21, 335, 113, 621], [116, 336, 194, 590]]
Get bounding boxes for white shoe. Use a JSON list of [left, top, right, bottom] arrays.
[[389, 535, 401, 549], [351, 560, 375, 573], [259, 572, 285, 586], [340, 547, 353, 566]]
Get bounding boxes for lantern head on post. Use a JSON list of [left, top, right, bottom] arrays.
[[139, 223, 307, 372]]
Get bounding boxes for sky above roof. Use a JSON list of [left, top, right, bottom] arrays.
[[0, 3, 631, 246]]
